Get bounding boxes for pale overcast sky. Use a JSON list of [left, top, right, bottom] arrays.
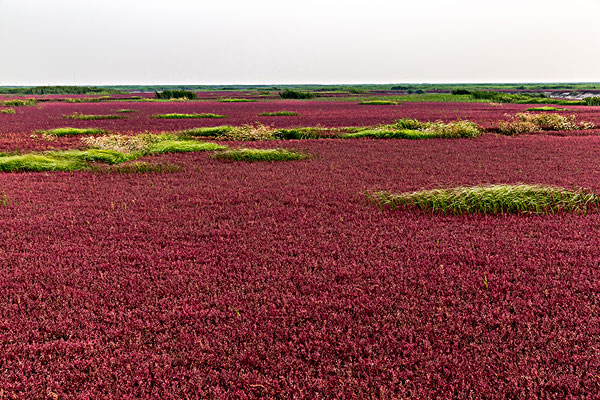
[[1, 0, 599, 85]]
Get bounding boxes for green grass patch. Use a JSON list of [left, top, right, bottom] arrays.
[[51, 149, 136, 164], [35, 127, 107, 136], [219, 98, 257, 102], [358, 100, 398, 105], [147, 140, 227, 154], [368, 184, 600, 215], [342, 119, 482, 139], [0, 154, 84, 172], [1, 108, 16, 114], [64, 112, 125, 120], [342, 128, 432, 139], [214, 148, 309, 162], [260, 111, 298, 116], [1, 99, 37, 107], [152, 113, 227, 119], [524, 106, 568, 111], [116, 109, 136, 113], [178, 126, 235, 137]]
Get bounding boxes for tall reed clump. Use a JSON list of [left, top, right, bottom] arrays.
[[342, 118, 482, 139], [279, 90, 316, 99], [154, 90, 197, 100], [498, 112, 596, 135], [368, 184, 600, 215]]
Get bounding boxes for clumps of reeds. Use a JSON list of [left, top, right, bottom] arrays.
[[259, 111, 298, 116], [81, 134, 166, 153], [1, 108, 16, 114], [64, 112, 125, 120], [343, 118, 482, 139], [367, 184, 600, 215], [358, 100, 398, 105], [154, 90, 197, 100], [498, 112, 596, 135], [219, 98, 257, 103], [152, 113, 226, 119], [279, 90, 315, 99], [213, 148, 309, 162], [36, 127, 108, 137], [1, 99, 37, 107]]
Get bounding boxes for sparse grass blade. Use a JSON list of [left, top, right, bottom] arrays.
[[368, 184, 600, 215]]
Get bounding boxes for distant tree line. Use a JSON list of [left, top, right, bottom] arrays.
[[0, 86, 122, 95]]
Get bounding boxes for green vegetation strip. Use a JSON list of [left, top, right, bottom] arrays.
[[342, 118, 482, 139], [358, 100, 398, 105], [152, 113, 226, 119], [0, 134, 308, 172], [213, 148, 309, 162], [35, 127, 108, 136], [260, 111, 298, 116], [1, 108, 16, 114], [368, 184, 600, 215], [64, 112, 125, 120], [219, 98, 257, 102], [525, 107, 568, 111]]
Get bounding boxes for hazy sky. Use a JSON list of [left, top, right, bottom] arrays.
[[1, 0, 599, 85]]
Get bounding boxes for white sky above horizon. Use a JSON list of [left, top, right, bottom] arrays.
[[1, 0, 599, 85]]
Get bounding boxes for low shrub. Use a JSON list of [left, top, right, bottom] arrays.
[[214, 148, 309, 162], [368, 184, 600, 215]]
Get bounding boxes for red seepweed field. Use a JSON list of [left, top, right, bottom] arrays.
[[2, 94, 600, 397]]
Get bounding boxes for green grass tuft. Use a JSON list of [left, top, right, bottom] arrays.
[[35, 127, 107, 136], [1, 99, 37, 107], [51, 149, 136, 164], [0, 154, 84, 172], [260, 111, 299, 116], [147, 140, 228, 154], [214, 148, 309, 162], [152, 113, 227, 119], [358, 100, 398, 105], [342, 128, 431, 139], [64, 112, 125, 120], [368, 184, 600, 215], [1, 108, 16, 114], [116, 109, 136, 113], [178, 126, 234, 137]]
